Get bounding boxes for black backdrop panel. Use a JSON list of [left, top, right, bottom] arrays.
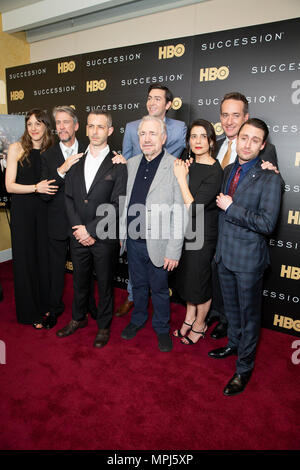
[[6, 18, 300, 336]]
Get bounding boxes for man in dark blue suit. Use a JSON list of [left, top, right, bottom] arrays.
[[209, 118, 282, 396], [208, 92, 280, 340]]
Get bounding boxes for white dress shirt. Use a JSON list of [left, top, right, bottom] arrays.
[[217, 137, 237, 166], [84, 144, 110, 193], [57, 139, 79, 178]]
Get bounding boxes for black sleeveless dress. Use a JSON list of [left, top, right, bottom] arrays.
[[10, 149, 49, 324], [175, 160, 223, 304]]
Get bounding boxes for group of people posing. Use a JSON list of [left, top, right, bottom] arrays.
[[5, 85, 282, 396]]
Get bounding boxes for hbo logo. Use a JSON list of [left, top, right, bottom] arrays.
[[158, 44, 185, 60], [86, 80, 107, 92], [199, 66, 229, 82], [10, 90, 24, 101], [58, 61, 76, 73]]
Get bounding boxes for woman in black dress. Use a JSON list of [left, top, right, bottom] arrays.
[[173, 119, 223, 344], [6, 109, 57, 327]]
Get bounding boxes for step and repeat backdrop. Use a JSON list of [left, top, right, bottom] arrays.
[[5, 17, 300, 336]]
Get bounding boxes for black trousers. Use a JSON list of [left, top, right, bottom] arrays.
[[70, 238, 118, 329], [48, 237, 97, 319]]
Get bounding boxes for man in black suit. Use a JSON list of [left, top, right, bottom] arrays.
[[56, 111, 127, 348], [207, 92, 280, 340], [41, 106, 96, 328]]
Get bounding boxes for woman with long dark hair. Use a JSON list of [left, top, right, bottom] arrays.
[[6, 109, 57, 327], [173, 119, 223, 344]]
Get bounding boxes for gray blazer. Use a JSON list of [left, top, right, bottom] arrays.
[[120, 150, 186, 267]]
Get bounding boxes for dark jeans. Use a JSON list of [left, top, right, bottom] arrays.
[[127, 238, 170, 335]]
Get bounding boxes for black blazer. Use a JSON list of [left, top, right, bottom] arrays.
[[40, 141, 86, 239], [215, 137, 278, 167], [65, 150, 127, 241]]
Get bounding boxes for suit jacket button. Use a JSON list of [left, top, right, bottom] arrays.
[[84, 199, 88, 204]]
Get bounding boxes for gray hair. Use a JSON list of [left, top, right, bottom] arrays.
[[138, 115, 166, 137], [52, 105, 78, 125]]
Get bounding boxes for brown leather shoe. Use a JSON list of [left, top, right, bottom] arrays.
[[115, 298, 134, 317], [94, 328, 110, 348], [56, 318, 88, 338]]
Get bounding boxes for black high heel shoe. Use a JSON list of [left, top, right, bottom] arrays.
[[181, 326, 207, 345], [33, 312, 51, 329], [173, 320, 195, 338]]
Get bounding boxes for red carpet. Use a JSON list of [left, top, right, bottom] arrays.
[[0, 260, 299, 450]]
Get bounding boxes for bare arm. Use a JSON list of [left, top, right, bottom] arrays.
[[5, 142, 58, 195], [173, 159, 193, 209]]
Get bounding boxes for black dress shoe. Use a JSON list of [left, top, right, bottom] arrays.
[[208, 346, 237, 359], [56, 317, 88, 338], [223, 371, 252, 397], [157, 333, 173, 352], [94, 328, 110, 348], [210, 321, 228, 339], [121, 322, 146, 340], [205, 309, 221, 327], [42, 315, 57, 330]]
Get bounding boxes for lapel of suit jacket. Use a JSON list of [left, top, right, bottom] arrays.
[[233, 161, 263, 199], [147, 150, 169, 198], [222, 162, 234, 193], [216, 137, 226, 156], [86, 151, 114, 196], [76, 152, 88, 198], [55, 143, 65, 167]]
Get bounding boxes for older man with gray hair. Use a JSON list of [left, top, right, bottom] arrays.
[[120, 115, 186, 352]]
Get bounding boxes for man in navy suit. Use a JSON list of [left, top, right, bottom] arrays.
[[115, 84, 187, 317], [208, 118, 282, 396], [208, 92, 280, 340]]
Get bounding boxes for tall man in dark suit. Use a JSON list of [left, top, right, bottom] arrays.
[[41, 106, 96, 329], [208, 92, 280, 340], [209, 118, 282, 396], [56, 111, 127, 348], [115, 84, 187, 317]]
